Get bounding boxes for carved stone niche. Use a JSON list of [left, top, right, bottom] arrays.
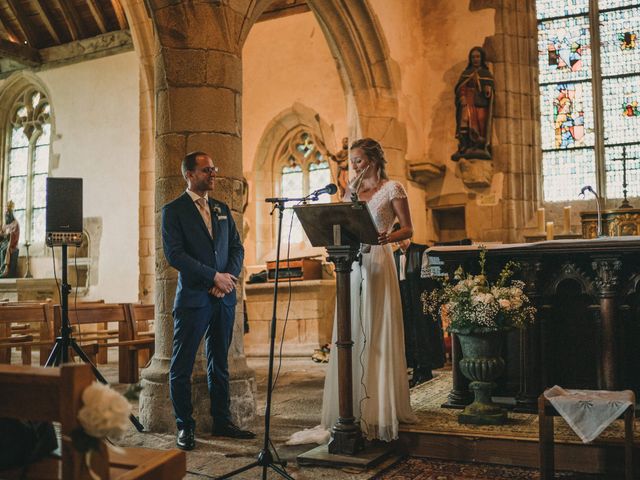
[[456, 158, 493, 189], [408, 158, 446, 186]]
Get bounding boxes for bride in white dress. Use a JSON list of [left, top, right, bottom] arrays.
[[320, 138, 417, 442]]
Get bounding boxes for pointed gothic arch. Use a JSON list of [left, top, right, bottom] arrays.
[[0, 73, 55, 248], [246, 0, 406, 169]]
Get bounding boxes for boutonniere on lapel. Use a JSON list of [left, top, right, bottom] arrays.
[[212, 205, 227, 220]]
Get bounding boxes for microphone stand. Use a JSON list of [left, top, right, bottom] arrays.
[[218, 192, 318, 480]]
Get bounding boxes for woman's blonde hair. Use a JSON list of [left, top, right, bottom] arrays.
[[350, 138, 388, 180]]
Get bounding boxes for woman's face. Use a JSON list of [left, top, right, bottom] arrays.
[[471, 50, 482, 67], [350, 147, 372, 175]]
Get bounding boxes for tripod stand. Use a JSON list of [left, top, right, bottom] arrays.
[[217, 198, 297, 480], [45, 243, 144, 432]]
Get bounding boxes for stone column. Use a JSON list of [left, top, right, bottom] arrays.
[[476, 0, 540, 242], [139, 0, 255, 434], [121, 0, 156, 304]]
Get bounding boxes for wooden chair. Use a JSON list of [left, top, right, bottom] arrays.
[[538, 393, 634, 480], [0, 363, 186, 479], [0, 303, 54, 366], [119, 304, 155, 384]]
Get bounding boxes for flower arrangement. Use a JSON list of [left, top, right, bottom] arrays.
[[421, 248, 536, 333], [73, 381, 131, 455]]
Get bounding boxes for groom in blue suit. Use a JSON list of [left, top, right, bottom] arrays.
[[162, 151, 254, 451]]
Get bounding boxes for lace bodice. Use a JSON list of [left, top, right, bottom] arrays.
[[365, 180, 407, 233]]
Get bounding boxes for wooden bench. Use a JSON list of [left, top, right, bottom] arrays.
[[538, 393, 635, 480], [53, 304, 154, 384], [0, 363, 185, 479], [0, 303, 54, 366], [52, 303, 129, 367], [120, 304, 155, 384]]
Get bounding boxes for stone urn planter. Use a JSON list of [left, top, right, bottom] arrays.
[[456, 330, 507, 425]]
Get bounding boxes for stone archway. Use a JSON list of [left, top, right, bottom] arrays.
[[139, 0, 404, 432], [247, 0, 406, 176]]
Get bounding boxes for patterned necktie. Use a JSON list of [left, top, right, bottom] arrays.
[[399, 251, 406, 281], [196, 197, 213, 237]]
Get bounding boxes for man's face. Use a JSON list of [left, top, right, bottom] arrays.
[[187, 155, 217, 192], [395, 238, 411, 252]]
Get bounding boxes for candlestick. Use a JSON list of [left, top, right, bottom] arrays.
[[546, 221, 554, 240], [537, 207, 545, 233], [563, 206, 571, 234]]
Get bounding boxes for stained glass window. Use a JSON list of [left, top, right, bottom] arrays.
[[4, 88, 51, 243], [277, 130, 336, 245], [537, 0, 640, 201]]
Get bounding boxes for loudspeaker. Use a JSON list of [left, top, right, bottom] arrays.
[[45, 178, 83, 246]]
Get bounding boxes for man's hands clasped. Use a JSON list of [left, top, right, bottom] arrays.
[[209, 272, 238, 298]]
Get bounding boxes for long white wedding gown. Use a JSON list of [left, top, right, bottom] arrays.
[[320, 180, 417, 442]]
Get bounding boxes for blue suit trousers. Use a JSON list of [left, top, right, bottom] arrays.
[[169, 300, 235, 431]]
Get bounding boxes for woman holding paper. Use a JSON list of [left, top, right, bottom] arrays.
[[320, 137, 417, 441]]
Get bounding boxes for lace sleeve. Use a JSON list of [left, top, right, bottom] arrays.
[[388, 181, 408, 201]]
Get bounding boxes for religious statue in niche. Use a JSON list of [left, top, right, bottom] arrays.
[[452, 46, 494, 161], [329, 136, 349, 198], [0, 201, 20, 278]]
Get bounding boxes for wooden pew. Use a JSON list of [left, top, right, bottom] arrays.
[[0, 303, 54, 366], [52, 303, 128, 368], [120, 304, 155, 384], [52, 303, 154, 384], [0, 363, 186, 479]]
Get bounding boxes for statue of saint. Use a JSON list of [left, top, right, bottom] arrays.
[[452, 46, 495, 161], [0, 201, 20, 278], [329, 137, 349, 198]]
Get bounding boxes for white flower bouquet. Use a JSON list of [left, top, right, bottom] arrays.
[[421, 248, 536, 333], [73, 382, 131, 453]]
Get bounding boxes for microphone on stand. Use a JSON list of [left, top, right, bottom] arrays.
[[309, 183, 338, 199]]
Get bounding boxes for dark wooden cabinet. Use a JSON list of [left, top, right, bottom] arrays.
[[427, 237, 640, 412]]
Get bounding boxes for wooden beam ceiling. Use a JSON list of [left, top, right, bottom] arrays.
[[0, 9, 19, 43], [86, 0, 108, 34], [33, 0, 62, 44], [110, 0, 127, 30], [5, 0, 37, 45], [53, 0, 83, 41], [0, 37, 41, 66]]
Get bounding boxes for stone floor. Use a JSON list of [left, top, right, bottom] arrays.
[[111, 357, 399, 480]]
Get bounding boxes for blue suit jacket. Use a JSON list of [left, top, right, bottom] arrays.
[[162, 192, 244, 309]]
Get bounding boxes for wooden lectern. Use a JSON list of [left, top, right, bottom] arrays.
[[294, 202, 391, 467]]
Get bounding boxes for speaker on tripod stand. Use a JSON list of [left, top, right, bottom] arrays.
[[44, 177, 144, 431]]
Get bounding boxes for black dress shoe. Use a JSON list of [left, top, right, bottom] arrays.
[[411, 369, 434, 387], [176, 428, 195, 450], [212, 422, 256, 439]]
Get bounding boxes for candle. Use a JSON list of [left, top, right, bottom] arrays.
[[537, 207, 545, 233], [563, 206, 572, 234], [546, 221, 554, 240]]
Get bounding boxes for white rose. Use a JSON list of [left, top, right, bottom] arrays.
[[77, 382, 132, 439]]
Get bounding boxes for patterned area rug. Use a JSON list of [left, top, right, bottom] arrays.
[[403, 371, 640, 443], [370, 457, 610, 479]]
